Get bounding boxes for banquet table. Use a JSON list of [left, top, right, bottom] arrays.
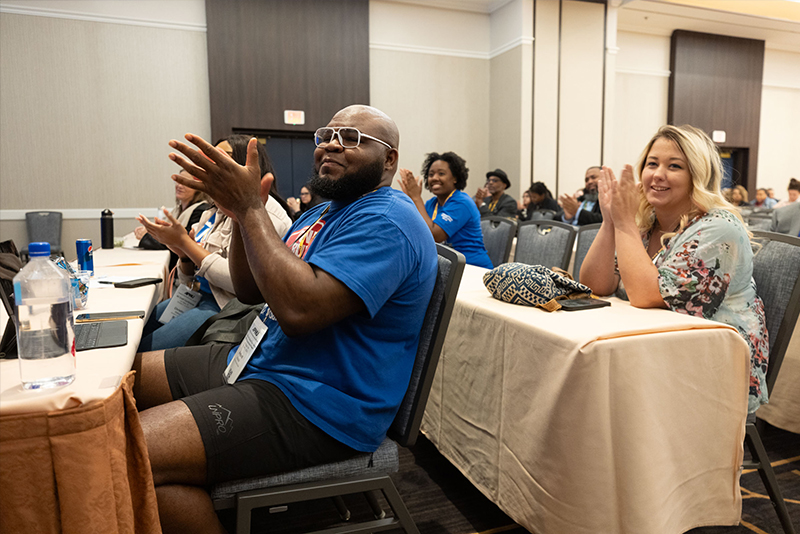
[[421, 265, 752, 534], [0, 248, 169, 533]]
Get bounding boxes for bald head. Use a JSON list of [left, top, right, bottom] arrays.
[[332, 105, 399, 151]]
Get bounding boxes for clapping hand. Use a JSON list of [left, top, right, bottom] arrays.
[[600, 164, 640, 230], [558, 193, 580, 220], [136, 209, 189, 256], [168, 134, 263, 221], [398, 168, 424, 200], [475, 186, 489, 203]]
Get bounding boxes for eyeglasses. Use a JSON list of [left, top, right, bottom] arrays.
[[314, 127, 393, 150]]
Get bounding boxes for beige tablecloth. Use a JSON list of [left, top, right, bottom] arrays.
[[0, 248, 170, 415], [422, 265, 751, 534]]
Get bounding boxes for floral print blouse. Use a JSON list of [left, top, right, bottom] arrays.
[[621, 209, 769, 413]]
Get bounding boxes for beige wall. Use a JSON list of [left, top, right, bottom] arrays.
[[2, 0, 798, 258], [0, 0, 210, 257], [615, 0, 800, 192]]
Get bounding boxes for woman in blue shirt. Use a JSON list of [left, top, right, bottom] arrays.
[[399, 152, 493, 268]]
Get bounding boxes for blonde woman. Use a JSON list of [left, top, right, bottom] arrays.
[[580, 125, 769, 413]]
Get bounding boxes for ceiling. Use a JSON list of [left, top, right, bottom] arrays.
[[383, 0, 800, 23]]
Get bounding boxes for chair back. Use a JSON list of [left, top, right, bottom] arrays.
[[25, 211, 63, 250], [480, 216, 516, 267], [530, 209, 556, 221], [515, 220, 577, 271], [748, 213, 773, 232], [573, 223, 601, 282], [750, 231, 800, 393], [388, 244, 465, 447]]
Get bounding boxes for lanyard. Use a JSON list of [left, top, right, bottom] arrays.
[[487, 198, 499, 212], [194, 212, 216, 245], [291, 205, 330, 258], [432, 190, 456, 220]]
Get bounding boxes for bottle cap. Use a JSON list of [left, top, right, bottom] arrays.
[[29, 242, 51, 257], [102, 209, 114, 216]]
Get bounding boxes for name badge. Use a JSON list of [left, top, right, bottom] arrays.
[[223, 304, 270, 384], [158, 284, 202, 324]]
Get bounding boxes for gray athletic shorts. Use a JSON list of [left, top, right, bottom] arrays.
[[164, 343, 358, 485]]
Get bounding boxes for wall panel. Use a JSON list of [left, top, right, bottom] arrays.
[[205, 0, 369, 140], [669, 30, 764, 189]]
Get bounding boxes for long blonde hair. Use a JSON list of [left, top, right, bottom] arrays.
[[634, 125, 745, 243]]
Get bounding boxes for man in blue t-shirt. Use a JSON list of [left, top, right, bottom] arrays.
[[132, 105, 438, 532]]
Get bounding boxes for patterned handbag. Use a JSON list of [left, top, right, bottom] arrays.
[[483, 262, 592, 311]]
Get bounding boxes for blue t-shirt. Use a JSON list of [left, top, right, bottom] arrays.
[[425, 190, 493, 268], [230, 187, 438, 452]]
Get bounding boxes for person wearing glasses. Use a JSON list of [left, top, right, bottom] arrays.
[[399, 152, 494, 268], [474, 168, 517, 218], [132, 105, 438, 533], [286, 184, 323, 221]]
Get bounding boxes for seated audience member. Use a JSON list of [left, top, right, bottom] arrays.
[[730, 184, 749, 207], [131, 173, 211, 270], [136, 137, 292, 352], [767, 188, 778, 202], [774, 178, 800, 209], [399, 152, 494, 268], [580, 125, 768, 414], [474, 169, 517, 218], [750, 188, 777, 209], [286, 184, 323, 221], [771, 201, 800, 237], [133, 105, 437, 533], [519, 181, 560, 221], [218, 135, 295, 223], [558, 166, 603, 225]]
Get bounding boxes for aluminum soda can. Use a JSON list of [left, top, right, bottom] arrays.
[[76, 239, 94, 274]]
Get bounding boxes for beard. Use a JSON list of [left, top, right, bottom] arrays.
[[308, 158, 384, 201], [582, 190, 598, 202]]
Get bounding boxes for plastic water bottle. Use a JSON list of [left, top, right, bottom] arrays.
[[13, 242, 76, 389]]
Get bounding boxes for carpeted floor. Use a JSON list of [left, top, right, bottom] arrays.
[[220, 422, 799, 534]]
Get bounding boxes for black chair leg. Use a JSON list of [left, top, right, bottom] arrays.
[[744, 424, 797, 534]]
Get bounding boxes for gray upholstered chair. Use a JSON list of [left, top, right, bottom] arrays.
[[748, 212, 774, 232], [572, 223, 601, 282], [746, 231, 800, 534], [529, 209, 557, 221], [21, 211, 63, 259], [480, 216, 516, 267], [515, 220, 576, 271], [210, 244, 466, 534]]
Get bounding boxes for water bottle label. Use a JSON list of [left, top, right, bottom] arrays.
[[13, 280, 20, 305]]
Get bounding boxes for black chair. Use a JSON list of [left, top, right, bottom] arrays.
[[746, 231, 800, 534], [210, 244, 466, 533], [21, 211, 63, 259], [515, 220, 577, 271], [480, 216, 516, 267], [572, 223, 601, 282]]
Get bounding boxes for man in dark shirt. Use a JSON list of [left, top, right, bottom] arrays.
[[475, 168, 517, 218], [558, 166, 603, 225]]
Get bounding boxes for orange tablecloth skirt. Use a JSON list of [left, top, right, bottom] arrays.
[[0, 372, 160, 533]]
